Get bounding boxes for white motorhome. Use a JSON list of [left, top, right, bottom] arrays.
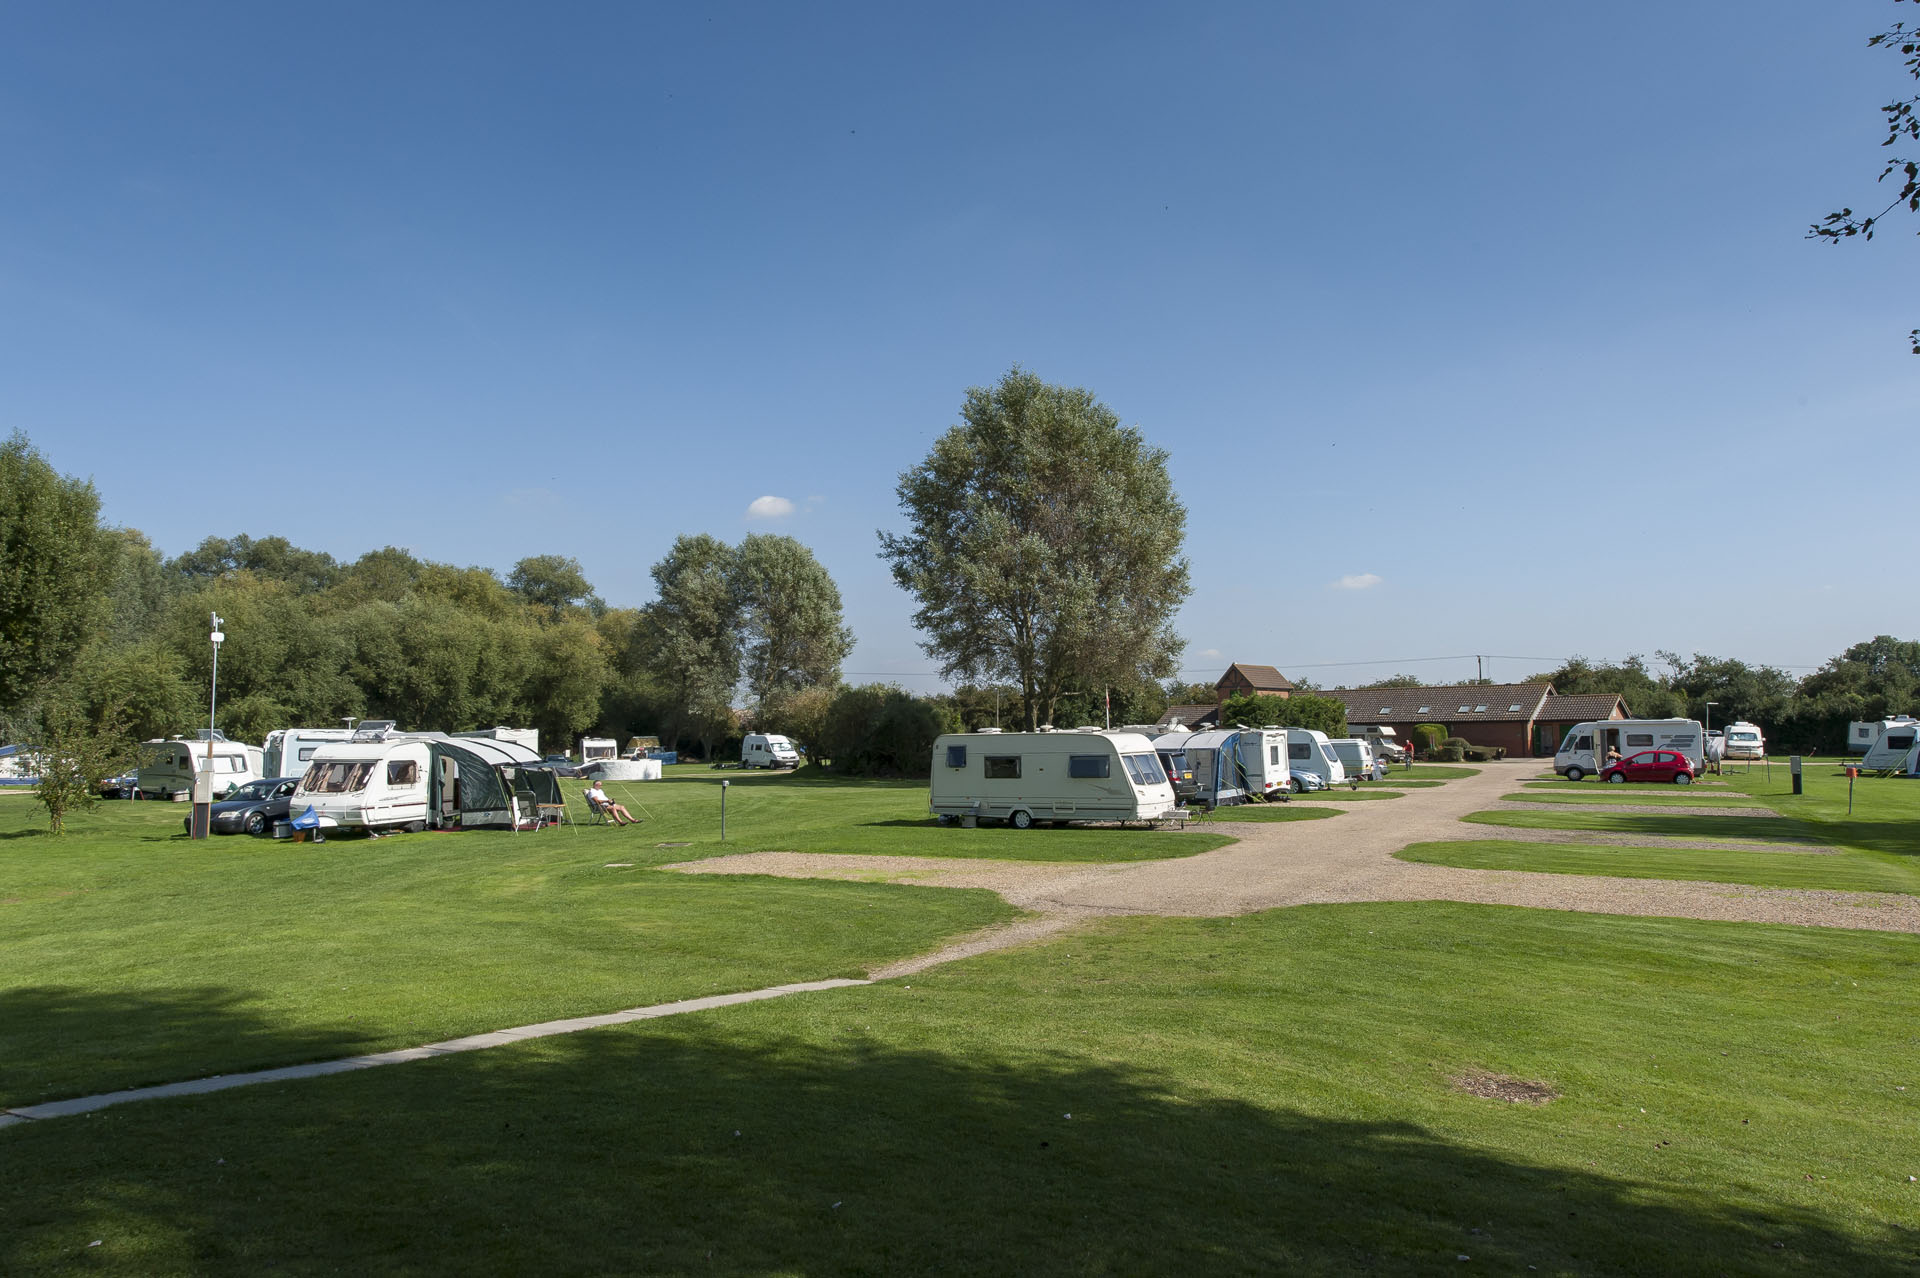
[[1721, 721, 1766, 761], [580, 737, 620, 768], [931, 729, 1179, 827], [137, 734, 265, 800], [1152, 728, 1250, 807], [1861, 722, 1920, 773], [1554, 719, 1704, 782], [1231, 727, 1296, 801], [289, 727, 565, 833], [741, 733, 802, 769], [1329, 738, 1379, 780], [1849, 717, 1917, 756], [1285, 729, 1348, 789], [1351, 726, 1407, 763], [263, 727, 359, 779]]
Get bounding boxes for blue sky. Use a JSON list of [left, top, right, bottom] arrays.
[[6, 1, 1915, 690]]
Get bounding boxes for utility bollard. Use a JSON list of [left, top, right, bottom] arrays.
[[1789, 755, 1802, 796], [719, 779, 730, 841], [1846, 766, 1857, 815]]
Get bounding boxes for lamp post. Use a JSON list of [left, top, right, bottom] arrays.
[[191, 613, 226, 840]]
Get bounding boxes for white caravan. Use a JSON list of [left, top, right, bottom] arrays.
[[1849, 717, 1917, 756], [1329, 738, 1379, 780], [290, 728, 565, 833], [457, 726, 540, 755], [1861, 721, 1920, 773], [1285, 729, 1348, 789], [931, 729, 1179, 827], [263, 727, 358, 779], [741, 733, 802, 769], [1554, 719, 1704, 781], [1152, 728, 1250, 806], [1721, 721, 1766, 761], [137, 734, 265, 800], [1228, 727, 1295, 801], [580, 737, 620, 768]]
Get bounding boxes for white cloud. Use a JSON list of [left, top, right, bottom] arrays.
[[745, 495, 796, 520], [1333, 573, 1383, 591], [1199, 648, 1222, 660]]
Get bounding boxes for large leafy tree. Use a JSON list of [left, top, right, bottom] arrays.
[[508, 554, 605, 620], [170, 534, 341, 593], [637, 535, 742, 758], [732, 533, 853, 710], [1811, 0, 1920, 352], [880, 369, 1191, 731], [0, 434, 120, 714], [1219, 691, 1348, 739]]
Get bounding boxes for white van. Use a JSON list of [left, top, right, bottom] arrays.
[[930, 729, 1179, 827], [741, 733, 801, 769], [1285, 729, 1348, 789], [1554, 719, 1704, 782], [1721, 721, 1766, 761], [137, 735, 265, 800], [1329, 738, 1378, 780]]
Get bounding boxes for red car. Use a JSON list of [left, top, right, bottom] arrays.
[[1600, 749, 1696, 785]]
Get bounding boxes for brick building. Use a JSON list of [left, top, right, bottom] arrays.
[[1215, 663, 1294, 701], [1316, 684, 1631, 757]]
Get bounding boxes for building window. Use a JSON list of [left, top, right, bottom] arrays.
[[1507, 703, 1523, 712], [1377, 707, 1392, 715], [945, 745, 966, 769], [984, 755, 1021, 780], [1457, 705, 1471, 713], [1474, 704, 1488, 713], [1416, 706, 1430, 714], [1068, 755, 1110, 779]]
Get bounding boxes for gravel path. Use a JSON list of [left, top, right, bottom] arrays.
[[668, 760, 1920, 971]]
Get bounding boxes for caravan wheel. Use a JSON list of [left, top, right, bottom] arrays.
[[1564, 767, 1584, 783], [1009, 809, 1034, 830]]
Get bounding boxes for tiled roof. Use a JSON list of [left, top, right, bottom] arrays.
[[1157, 704, 1220, 729], [1539, 693, 1628, 721], [1317, 683, 1553, 724], [1217, 663, 1294, 692]]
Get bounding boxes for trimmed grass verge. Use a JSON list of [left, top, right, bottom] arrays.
[[1192, 804, 1341, 825], [1397, 840, 1920, 894], [3, 903, 1915, 1275], [1464, 809, 1827, 845], [1499, 790, 1765, 808]]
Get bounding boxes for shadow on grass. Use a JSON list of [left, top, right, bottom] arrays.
[[0, 986, 373, 1110], [3, 1020, 1910, 1275]]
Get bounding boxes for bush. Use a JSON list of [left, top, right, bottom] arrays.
[[814, 684, 955, 777], [1413, 724, 1447, 757], [1461, 743, 1506, 762], [1219, 691, 1348, 739], [1437, 744, 1466, 762]]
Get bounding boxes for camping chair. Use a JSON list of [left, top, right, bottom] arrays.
[[582, 790, 611, 826]]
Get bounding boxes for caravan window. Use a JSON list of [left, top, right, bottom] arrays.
[[984, 755, 1020, 780], [1289, 743, 1311, 761], [945, 745, 966, 769], [303, 761, 373, 793], [386, 760, 419, 786], [297, 747, 318, 762], [1626, 733, 1653, 747], [1887, 733, 1916, 751], [1269, 744, 1280, 765], [1123, 754, 1166, 786], [1068, 755, 1110, 779], [222, 756, 247, 772]]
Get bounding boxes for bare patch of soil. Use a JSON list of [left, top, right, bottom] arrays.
[[1450, 1068, 1558, 1105]]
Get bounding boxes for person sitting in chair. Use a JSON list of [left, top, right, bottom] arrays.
[[584, 780, 637, 826]]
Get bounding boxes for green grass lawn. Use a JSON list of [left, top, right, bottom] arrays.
[[1717, 764, 1920, 861], [1499, 790, 1766, 807], [1190, 802, 1342, 824], [0, 770, 1228, 1106], [4, 903, 1915, 1275], [1288, 788, 1406, 801], [1464, 808, 1832, 845], [1393, 764, 1481, 780], [1397, 839, 1920, 894]]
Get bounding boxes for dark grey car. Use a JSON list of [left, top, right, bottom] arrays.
[[181, 777, 302, 836]]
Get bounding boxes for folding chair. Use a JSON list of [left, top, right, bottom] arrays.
[[583, 792, 610, 825]]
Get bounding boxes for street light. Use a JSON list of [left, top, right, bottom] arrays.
[[191, 613, 226, 840]]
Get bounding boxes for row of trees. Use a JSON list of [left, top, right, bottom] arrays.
[[1522, 645, 1919, 753]]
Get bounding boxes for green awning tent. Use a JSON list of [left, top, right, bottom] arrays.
[[420, 735, 563, 829]]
